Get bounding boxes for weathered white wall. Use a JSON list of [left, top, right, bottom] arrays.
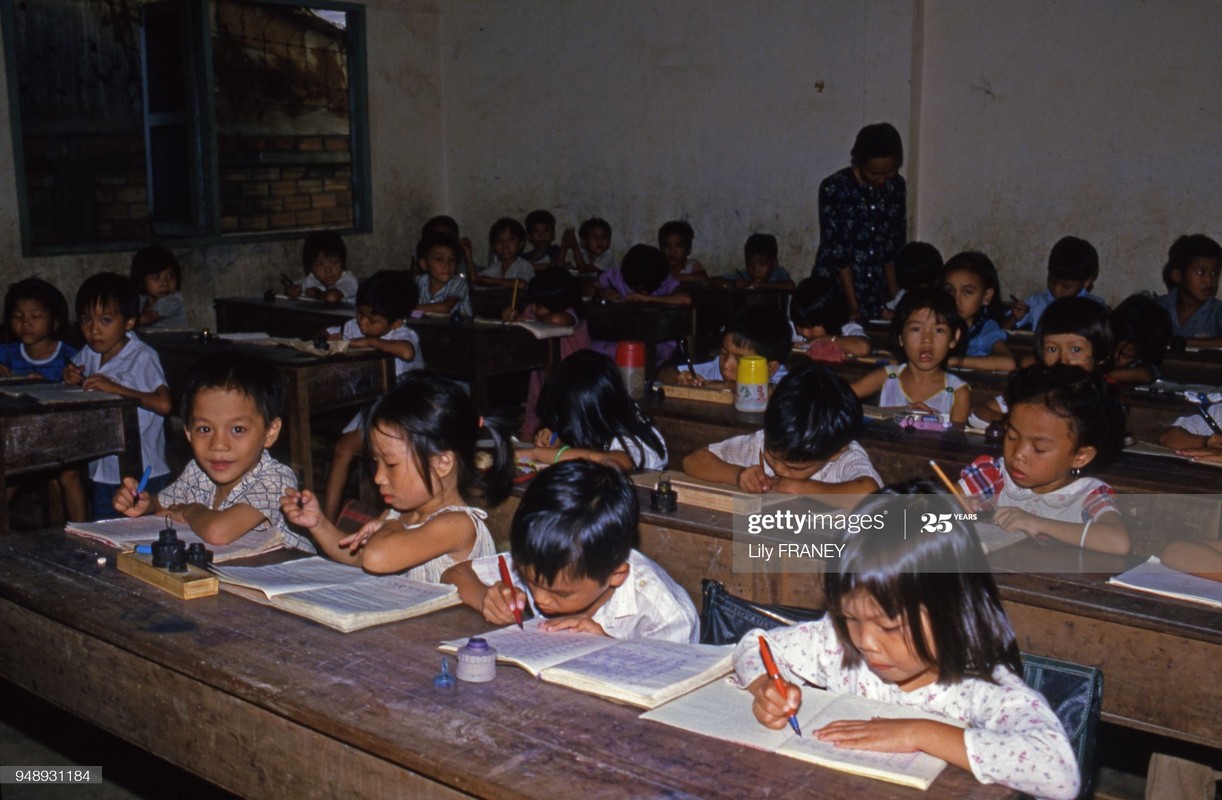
[[0, 0, 443, 327], [439, 0, 914, 276], [915, 0, 1222, 303]]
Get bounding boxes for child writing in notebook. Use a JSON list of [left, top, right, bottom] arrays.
[[850, 289, 971, 425], [960, 364, 1130, 555], [63, 273, 172, 519], [1, 277, 86, 521], [560, 217, 615, 274], [522, 350, 667, 471], [114, 353, 312, 552], [468, 217, 535, 288], [594, 244, 691, 366], [1108, 294, 1171, 384], [321, 270, 423, 521], [442, 460, 699, 643], [504, 269, 592, 439], [283, 372, 514, 581], [684, 363, 881, 509], [789, 275, 871, 361], [1156, 233, 1222, 347], [287, 231, 358, 303], [1009, 236, 1106, 331], [523, 209, 560, 269], [658, 220, 707, 282], [658, 304, 791, 387], [942, 251, 1015, 371], [414, 232, 472, 318], [738, 482, 1080, 800], [1157, 398, 1222, 454], [713, 233, 795, 290], [130, 245, 187, 329]]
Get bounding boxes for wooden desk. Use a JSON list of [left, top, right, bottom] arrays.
[[0, 393, 141, 531], [487, 490, 1222, 750], [686, 285, 792, 357], [142, 332, 392, 488], [214, 296, 550, 411], [0, 530, 1011, 799], [585, 303, 694, 380]]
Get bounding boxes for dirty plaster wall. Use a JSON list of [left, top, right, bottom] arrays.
[[915, 0, 1221, 303], [438, 1, 915, 276], [0, 0, 442, 329]]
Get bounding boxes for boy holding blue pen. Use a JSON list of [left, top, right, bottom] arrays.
[[442, 461, 698, 643], [113, 353, 312, 553]]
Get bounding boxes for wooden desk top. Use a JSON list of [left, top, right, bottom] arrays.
[[0, 530, 1010, 799]]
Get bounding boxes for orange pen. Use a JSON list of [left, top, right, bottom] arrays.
[[498, 554, 523, 629], [758, 635, 801, 736]]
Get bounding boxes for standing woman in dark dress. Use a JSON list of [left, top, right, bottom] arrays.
[[813, 123, 908, 320]]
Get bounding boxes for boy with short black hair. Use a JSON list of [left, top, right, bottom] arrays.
[[442, 461, 698, 643], [560, 217, 616, 274], [659, 303, 791, 386], [1010, 236, 1106, 330], [64, 272, 172, 519], [523, 209, 560, 269], [713, 233, 795, 290], [114, 352, 312, 552], [683, 363, 881, 509]]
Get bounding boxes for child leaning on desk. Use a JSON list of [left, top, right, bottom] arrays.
[[414, 232, 472, 318], [113, 353, 311, 552], [321, 270, 424, 522], [442, 460, 699, 643], [683, 363, 882, 510], [64, 273, 172, 520], [711, 233, 795, 291], [130, 245, 187, 329], [658, 304, 791, 387], [283, 372, 514, 582], [789, 275, 871, 361], [287, 231, 358, 303], [737, 482, 1080, 800]]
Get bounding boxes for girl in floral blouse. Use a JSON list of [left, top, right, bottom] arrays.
[[734, 482, 1080, 799]]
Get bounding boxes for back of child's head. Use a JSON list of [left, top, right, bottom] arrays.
[[889, 288, 965, 364], [182, 352, 284, 426], [536, 350, 665, 469], [422, 215, 460, 239], [357, 270, 417, 321], [1161, 233, 1221, 289], [129, 245, 181, 290], [578, 217, 611, 241], [525, 209, 556, 233], [526, 268, 583, 318], [75, 272, 139, 320], [763, 363, 862, 462], [301, 231, 346, 274], [942, 250, 1005, 321], [1109, 294, 1171, 368], [894, 241, 943, 292], [5, 277, 70, 335], [726, 303, 792, 365], [367, 371, 513, 506], [510, 460, 637, 586], [1004, 364, 1126, 469], [1035, 296, 1113, 370], [790, 275, 850, 335], [415, 232, 462, 261], [620, 244, 669, 294], [743, 233, 778, 263], [657, 220, 694, 250], [489, 217, 526, 246], [1047, 236, 1098, 283], [825, 480, 1022, 682], [850, 122, 904, 167]]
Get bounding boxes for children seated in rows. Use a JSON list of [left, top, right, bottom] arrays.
[[560, 217, 615, 274], [288, 231, 357, 303], [414, 233, 472, 318], [659, 304, 790, 387], [115, 353, 309, 551], [942, 251, 1015, 371], [713, 233, 794, 290], [443, 460, 699, 643], [1008, 236, 1104, 330], [684, 363, 882, 509], [790, 275, 871, 361], [468, 217, 534, 288]]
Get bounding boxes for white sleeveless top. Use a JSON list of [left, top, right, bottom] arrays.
[[877, 364, 967, 415], [384, 505, 495, 584]]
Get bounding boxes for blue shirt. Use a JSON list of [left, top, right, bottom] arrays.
[[1014, 288, 1108, 330], [0, 341, 78, 382], [1156, 290, 1222, 339], [965, 318, 1007, 357]]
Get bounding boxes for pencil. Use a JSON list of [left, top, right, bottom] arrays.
[[510, 279, 520, 313], [929, 459, 973, 514]]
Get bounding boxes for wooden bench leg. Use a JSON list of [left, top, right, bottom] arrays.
[[1145, 753, 1219, 800]]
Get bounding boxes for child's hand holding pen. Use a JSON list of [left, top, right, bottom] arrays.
[[482, 579, 528, 627], [113, 470, 153, 517], [747, 671, 803, 731], [1008, 294, 1029, 322], [280, 488, 321, 529], [736, 450, 773, 494], [62, 363, 84, 385]]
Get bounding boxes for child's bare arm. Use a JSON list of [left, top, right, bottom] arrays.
[[683, 448, 772, 492], [850, 367, 887, 400], [525, 445, 635, 471], [971, 396, 1006, 424], [281, 489, 361, 565], [817, 718, 970, 773], [948, 385, 972, 425], [358, 510, 476, 574], [770, 475, 880, 508], [113, 476, 167, 517], [416, 297, 459, 314], [993, 507, 1131, 555], [953, 340, 1016, 372], [626, 290, 692, 306], [835, 335, 872, 357], [166, 502, 269, 545], [1160, 540, 1222, 581], [440, 561, 524, 625], [137, 306, 163, 326], [80, 376, 172, 415], [352, 336, 416, 363], [1159, 425, 1222, 450]]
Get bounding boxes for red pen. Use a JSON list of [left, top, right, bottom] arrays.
[[758, 636, 801, 736], [498, 554, 523, 629]]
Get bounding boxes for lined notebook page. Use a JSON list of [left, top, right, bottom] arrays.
[[440, 620, 614, 676], [212, 557, 369, 597], [65, 517, 278, 562], [1108, 556, 1222, 607], [544, 640, 732, 698]]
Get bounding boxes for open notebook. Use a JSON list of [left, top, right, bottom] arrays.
[[974, 522, 1028, 555], [1108, 556, 1222, 608], [471, 317, 576, 339], [65, 516, 281, 562], [439, 620, 733, 709], [212, 557, 460, 632], [642, 678, 954, 791]]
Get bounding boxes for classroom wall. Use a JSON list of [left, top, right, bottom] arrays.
[[913, 0, 1221, 302]]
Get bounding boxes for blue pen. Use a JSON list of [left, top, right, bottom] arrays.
[[135, 544, 153, 554], [133, 465, 152, 501], [549, 432, 558, 446]]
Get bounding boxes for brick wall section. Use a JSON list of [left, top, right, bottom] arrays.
[[219, 134, 352, 233]]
